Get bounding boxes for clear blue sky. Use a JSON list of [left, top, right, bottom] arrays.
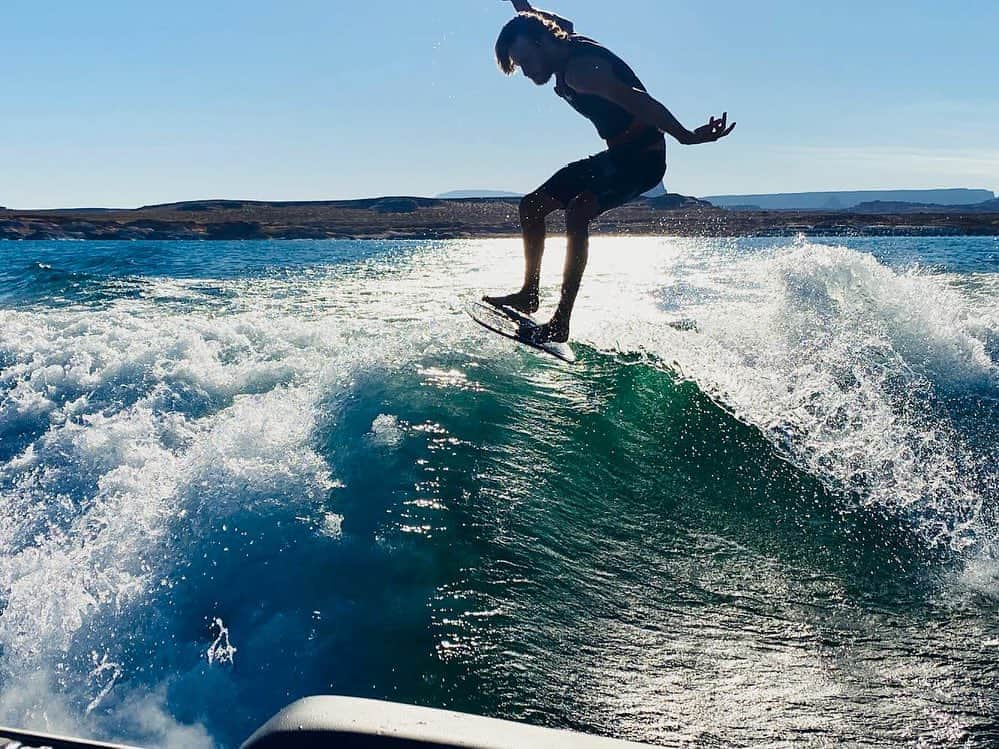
[[3, 0, 997, 208]]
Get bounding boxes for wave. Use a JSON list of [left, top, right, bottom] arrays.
[[0, 237, 996, 746], [597, 238, 997, 556], [0, 241, 457, 745], [0, 300, 363, 744]]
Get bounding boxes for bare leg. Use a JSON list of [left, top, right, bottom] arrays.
[[531, 192, 601, 344], [484, 191, 562, 314]]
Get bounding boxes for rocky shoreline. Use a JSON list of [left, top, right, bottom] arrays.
[[2, 196, 997, 240]]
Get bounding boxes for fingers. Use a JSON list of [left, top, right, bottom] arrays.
[[698, 113, 736, 142], [708, 113, 735, 140]]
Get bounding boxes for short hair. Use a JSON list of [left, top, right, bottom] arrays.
[[495, 12, 570, 75]]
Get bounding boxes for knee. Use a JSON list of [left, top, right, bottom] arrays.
[[519, 192, 549, 225], [565, 195, 598, 233]]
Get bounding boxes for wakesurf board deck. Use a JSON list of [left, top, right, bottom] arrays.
[[466, 300, 576, 364]]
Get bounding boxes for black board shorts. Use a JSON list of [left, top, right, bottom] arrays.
[[538, 139, 667, 213]]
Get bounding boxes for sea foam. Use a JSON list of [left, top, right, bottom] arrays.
[[602, 238, 997, 554]]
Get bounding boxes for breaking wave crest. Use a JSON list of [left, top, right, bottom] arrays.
[[613, 238, 996, 562]]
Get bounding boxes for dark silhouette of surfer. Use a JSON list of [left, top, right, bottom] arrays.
[[485, 0, 735, 343]]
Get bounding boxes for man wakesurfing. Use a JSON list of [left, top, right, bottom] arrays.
[[484, 0, 736, 343]]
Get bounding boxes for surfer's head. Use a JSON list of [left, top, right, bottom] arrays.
[[496, 12, 570, 85]]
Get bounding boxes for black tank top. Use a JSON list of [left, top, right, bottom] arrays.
[[554, 36, 650, 141]]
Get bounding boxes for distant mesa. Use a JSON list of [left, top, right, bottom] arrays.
[[140, 197, 447, 213], [436, 190, 522, 199], [173, 201, 240, 212], [642, 182, 667, 198], [852, 197, 999, 214], [438, 183, 667, 200], [204, 221, 266, 240], [2, 191, 997, 240], [703, 188, 996, 211], [45, 207, 116, 213], [370, 197, 420, 214], [645, 193, 713, 210]]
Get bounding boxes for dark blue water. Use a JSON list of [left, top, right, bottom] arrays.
[[1, 236, 996, 747]]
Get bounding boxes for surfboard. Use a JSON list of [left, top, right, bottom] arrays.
[[466, 300, 576, 364]]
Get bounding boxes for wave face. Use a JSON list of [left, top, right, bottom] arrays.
[[0, 237, 997, 747]]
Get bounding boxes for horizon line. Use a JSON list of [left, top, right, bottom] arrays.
[[3, 185, 996, 212]]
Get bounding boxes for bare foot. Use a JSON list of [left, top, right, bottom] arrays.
[[482, 289, 540, 315], [526, 318, 570, 344]]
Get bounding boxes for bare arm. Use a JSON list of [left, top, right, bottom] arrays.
[[565, 57, 735, 145], [505, 0, 574, 33]]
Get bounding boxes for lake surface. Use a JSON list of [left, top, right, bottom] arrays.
[[1, 235, 996, 747]]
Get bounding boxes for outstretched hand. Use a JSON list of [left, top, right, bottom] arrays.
[[691, 112, 736, 144]]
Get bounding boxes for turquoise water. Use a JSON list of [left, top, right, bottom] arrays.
[[0, 236, 996, 747]]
